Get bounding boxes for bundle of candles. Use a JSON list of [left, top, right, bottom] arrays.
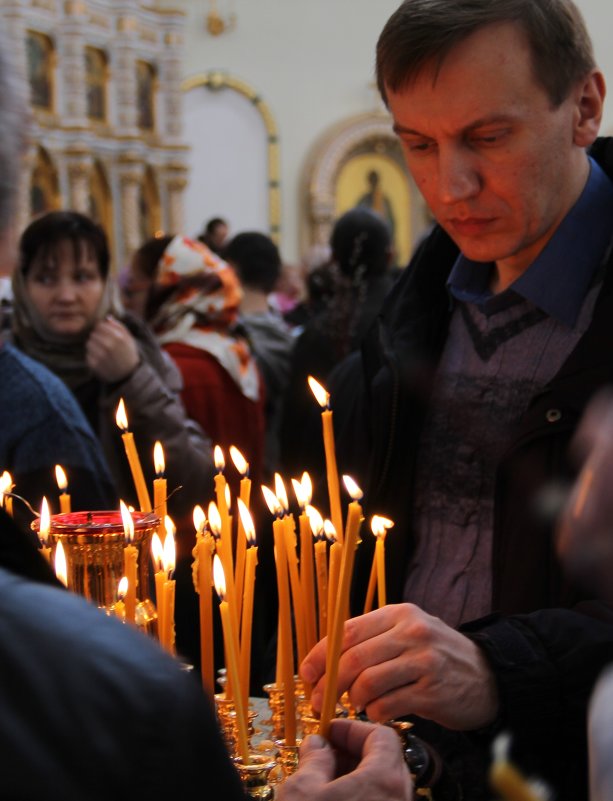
[[0, 379, 547, 801]]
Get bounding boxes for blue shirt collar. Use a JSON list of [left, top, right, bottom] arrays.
[[447, 157, 613, 326]]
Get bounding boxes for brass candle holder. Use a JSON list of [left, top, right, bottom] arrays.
[[234, 753, 277, 800], [32, 510, 159, 633], [273, 738, 302, 781]]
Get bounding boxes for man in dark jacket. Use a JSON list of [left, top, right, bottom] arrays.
[[302, 1, 613, 799]]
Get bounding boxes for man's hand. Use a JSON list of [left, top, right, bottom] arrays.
[[276, 718, 412, 801], [86, 317, 140, 383], [300, 604, 499, 730]]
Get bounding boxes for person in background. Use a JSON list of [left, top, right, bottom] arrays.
[[223, 230, 295, 479], [301, 1, 613, 800], [280, 207, 393, 478], [197, 216, 229, 254], [0, 22, 417, 801], [13, 211, 215, 530]]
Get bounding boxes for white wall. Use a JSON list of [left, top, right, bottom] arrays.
[[181, 0, 613, 262]]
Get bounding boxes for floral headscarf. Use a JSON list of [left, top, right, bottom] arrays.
[[151, 235, 260, 402]]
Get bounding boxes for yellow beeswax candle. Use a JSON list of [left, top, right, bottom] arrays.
[[306, 504, 328, 641], [116, 399, 152, 512], [193, 506, 215, 696], [114, 576, 128, 621], [319, 476, 363, 739], [263, 484, 296, 745], [363, 557, 377, 615], [161, 517, 176, 654], [55, 465, 71, 514], [326, 525, 342, 642], [214, 555, 250, 763], [237, 499, 257, 715], [120, 500, 138, 624], [308, 377, 343, 544], [230, 446, 251, 623], [153, 441, 167, 540], [293, 476, 317, 655], [151, 532, 166, 643]]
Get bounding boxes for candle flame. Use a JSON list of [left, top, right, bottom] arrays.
[[371, 515, 394, 540], [120, 499, 135, 543], [117, 575, 129, 601], [193, 504, 206, 535], [39, 496, 50, 545], [262, 484, 283, 517], [306, 504, 324, 538], [308, 375, 329, 408], [55, 540, 68, 587], [323, 520, 337, 543], [237, 498, 256, 546], [225, 483, 231, 508], [213, 553, 226, 600], [115, 398, 128, 431], [151, 532, 164, 571], [207, 501, 222, 538], [55, 465, 68, 492], [274, 473, 289, 512], [343, 475, 363, 501], [301, 472, 313, 505], [153, 441, 165, 476], [291, 478, 306, 509], [0, 470, 12, 506], [214, 445, 225, 472], [163, 518, 176, 574], [229, 445, 248, 476]]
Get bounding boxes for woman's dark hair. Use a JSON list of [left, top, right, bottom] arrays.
[[20, 210, 110, 277], [330, 208, 391, 279]]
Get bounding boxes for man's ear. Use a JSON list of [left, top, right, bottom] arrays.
[[573, 69, 606, 148]]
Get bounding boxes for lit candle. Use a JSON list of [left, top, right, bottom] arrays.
[[230, 445, 251, 624], [213, 555, 250, 763], [114, 576, 128, 621], [153, 441, 167, 539], [237, 498, 258, 715], [55, 465, 71, 514], [275, 473, 307, 666], [193, 505, 215, 695], [151, 531, 166, 643], [0, 471, 14, 517], [263, 484, 296, 745], [308, 376, 343, 544], [213, 445, 230, 526], [490, 734, 546, 801], [293, 474, 317, 655], [374, 515, 393, 609], [319, 476, 364, 739], [115, 399, 152, 512], [325, 522, 342, 642], [55, 539, 68, 587], [161, 517, 176, 654], [306, 504, 328, 641], [38, 496, 52, 563], [120, 500, 138, 625], [209, 500, 238, 672]]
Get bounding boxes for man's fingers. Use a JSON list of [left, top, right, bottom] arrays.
[[301, 606, 405, 686]]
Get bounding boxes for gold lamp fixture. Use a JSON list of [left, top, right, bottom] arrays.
[[206, 0, 237, 36]]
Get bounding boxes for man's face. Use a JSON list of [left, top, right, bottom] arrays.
[[387, 22, 598, 276]]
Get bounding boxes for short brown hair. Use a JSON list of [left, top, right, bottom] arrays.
[[376, 0, 595, 108]]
